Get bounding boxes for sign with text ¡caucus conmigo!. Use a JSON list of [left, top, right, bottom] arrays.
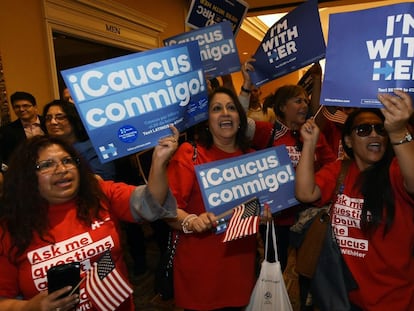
[[164, 21, 241, 78], [194, 145, 299, 218], [61, 41, 208, 163], [321, 2, 414, 108]]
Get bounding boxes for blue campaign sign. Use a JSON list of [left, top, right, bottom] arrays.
[[61, 42, 208, 163], [321, 2, 414, 108], [186, 0, 248, 35], [164, 21, 241, 78], [250, 0, 325, 87], [194, 146, 299, 218]]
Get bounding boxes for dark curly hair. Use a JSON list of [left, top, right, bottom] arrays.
[[0, 136, 108, 261], [342, 108, 395, 235], [196, 87, 250, 153]]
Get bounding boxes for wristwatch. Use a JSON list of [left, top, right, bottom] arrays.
[[391, 132, 413, 145]]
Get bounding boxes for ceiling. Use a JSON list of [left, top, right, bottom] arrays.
[[53, 0, 395, 90], [237, 0, 397, 63], [245, 0, 385, 15]]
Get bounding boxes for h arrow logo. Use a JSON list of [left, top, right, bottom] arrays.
[[99, 143, 118, 159], [372, 61, 394, 80]]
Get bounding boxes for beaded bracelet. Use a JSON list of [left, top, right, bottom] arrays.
[[181, 214, 198, 234]]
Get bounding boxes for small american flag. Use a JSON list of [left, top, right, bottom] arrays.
[[223, 198, 260, 242], [85, 249, 133, 311], [273, 120, 289, 141], [322, 106, 348, 124]]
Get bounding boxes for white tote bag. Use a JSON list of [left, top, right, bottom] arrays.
[[245, 221, 293, 311]]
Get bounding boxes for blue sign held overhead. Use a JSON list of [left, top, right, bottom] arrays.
[[321, 2, 414, 108], [164, 21, 241, 78], [186, 0, 248, 35], [61, 42, 208, 163], [250, 0, 325, 87]]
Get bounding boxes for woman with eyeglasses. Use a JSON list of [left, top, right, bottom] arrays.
[[295, 90, 414, 310], [43, 100, 116, 181], [0, 131, 179, 310]]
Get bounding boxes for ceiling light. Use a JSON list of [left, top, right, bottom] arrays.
[[257, 13, 287, 28]]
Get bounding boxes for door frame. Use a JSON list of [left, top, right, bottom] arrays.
[[43, 0, 166, 98]]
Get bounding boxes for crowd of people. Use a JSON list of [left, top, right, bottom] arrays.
[[0, 58, 413, 311]]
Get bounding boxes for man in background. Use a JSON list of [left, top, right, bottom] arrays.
[[0, 91, 46, 164]]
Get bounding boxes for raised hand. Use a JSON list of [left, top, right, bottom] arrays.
[[378, 90, 414, 135], [153, 124, 180, 168]]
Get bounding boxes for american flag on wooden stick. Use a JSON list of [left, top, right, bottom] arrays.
[[223, 197, 260, 242], [85, 249, 133, 311]]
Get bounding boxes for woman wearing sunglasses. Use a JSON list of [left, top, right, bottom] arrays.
[[295, 90, 414, 310]]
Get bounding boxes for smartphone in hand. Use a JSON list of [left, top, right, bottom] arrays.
[[47, 262, 81, 297]]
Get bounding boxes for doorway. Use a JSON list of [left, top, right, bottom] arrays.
[[52, 32, 133, 97], [43, 0, 166, 99]]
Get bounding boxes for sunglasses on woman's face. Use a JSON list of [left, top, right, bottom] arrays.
[[352, 123, 387, 137]]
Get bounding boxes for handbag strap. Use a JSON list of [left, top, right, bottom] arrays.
[[329, 159, 351, 214], [166, 231, 179, 269], [190, 141, 197, 163], [265, 220, 278, 262]]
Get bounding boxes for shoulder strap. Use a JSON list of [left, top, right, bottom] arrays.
[[330, 160, 351, 212], [190, 141, 197, 163], [267, 121, 281, 147], [335, 159, 351, 194]]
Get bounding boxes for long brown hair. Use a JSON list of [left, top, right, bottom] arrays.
[[197, 87, 250, 153], [0, 136, 108, 260], [271, 84, 308, 121]]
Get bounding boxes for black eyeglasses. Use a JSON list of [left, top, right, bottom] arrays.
[[352, 123, 387, 137], [35, 157, 79, 174], [45, 114, 68, 122]]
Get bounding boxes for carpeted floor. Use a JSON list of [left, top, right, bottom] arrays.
[[124, 223, 182, 311], [126, 223, 300, 311]]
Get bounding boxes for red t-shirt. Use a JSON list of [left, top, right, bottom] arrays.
[[252, 121, 336, 169], [315, 160, 414, 310], [167, 142, 257, 310], [0, 180, 137, 311], [253, 121, 336, 225], [322, 119, 344, 159]]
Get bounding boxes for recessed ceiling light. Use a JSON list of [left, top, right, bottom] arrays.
[[257, 13, 287, 28]]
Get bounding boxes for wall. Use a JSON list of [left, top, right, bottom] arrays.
[[0, 0, 188, 120], [0, 0, 53, 116], [114, 0, 189, 42]]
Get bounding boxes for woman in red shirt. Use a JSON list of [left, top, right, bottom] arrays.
[[0, 126, 179, 311], [250, 85, 336, 271], [296, 90, 414, 310], [167, 87, 261, 311]]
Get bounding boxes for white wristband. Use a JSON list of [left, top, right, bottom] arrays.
[[181, 214, 198, 234]]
